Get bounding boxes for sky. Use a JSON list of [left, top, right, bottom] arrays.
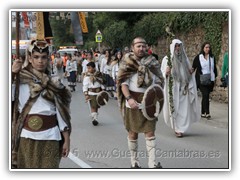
[[1, 0, 238, 179]]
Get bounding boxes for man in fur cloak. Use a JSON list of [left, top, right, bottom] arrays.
[[117, 37, 164, 168]]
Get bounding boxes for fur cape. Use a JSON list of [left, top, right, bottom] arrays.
[[84, 71, 104, 84], [116, 53, 164, 117]]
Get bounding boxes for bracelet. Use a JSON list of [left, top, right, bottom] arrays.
[[62, 126, 69, 132], [126, 95, 132, 101]]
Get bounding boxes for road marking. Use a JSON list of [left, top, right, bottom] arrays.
[[68, 152, 92, 168]]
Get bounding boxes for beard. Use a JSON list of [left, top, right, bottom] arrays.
[[172, 50, 191, 83], [175, 50, 182, 56]]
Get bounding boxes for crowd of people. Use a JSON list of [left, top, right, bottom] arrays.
[[49, 47, 129, 96], [11, 36, 228, 169]]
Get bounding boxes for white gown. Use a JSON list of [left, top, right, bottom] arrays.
[[161, 40, 200, 133]]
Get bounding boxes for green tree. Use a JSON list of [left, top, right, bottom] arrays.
[[50, 12, 75, 48], [92, 12, 149, 49], [103, 20, 130, 49], [133, 13, 169, 45]]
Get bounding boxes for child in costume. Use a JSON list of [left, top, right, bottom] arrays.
[[83, 62, 106, 126]]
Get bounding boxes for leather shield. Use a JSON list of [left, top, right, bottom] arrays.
[[141, 84, 164, 120], [96, 91, 109, 106]]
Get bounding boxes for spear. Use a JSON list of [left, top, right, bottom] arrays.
[[11, 11, 20, 168], [12, 11, 20, 130]]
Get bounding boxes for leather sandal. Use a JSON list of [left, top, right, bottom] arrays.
[[175, 132, 183, 138]]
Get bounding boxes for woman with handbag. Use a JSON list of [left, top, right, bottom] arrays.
[[192, 42, 217, 119]]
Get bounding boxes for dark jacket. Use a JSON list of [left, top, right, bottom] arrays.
[[192, 54, 218, 90]]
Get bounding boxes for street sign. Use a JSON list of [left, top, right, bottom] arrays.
[[96, 35, 102, 42], [95, 30, 102, 42]]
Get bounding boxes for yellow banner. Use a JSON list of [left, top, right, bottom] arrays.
[[78, 12, 88, 33], [36, 12, 45, 40]]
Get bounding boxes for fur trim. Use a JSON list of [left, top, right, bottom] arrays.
[[85, 71, 104, 84], [117, 53, 164, 118], [18, 66, 72, 130]]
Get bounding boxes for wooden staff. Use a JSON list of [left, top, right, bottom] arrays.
[[12, 11, 20, 122], [15, 12, 20, 59], [11, 11, 20, 168], [165, 25, 175, 131]]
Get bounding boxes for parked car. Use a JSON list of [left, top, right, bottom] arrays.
[[57, 48, 78, 57]]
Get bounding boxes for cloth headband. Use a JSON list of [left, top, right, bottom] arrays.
[[133, 41, 146, 45]]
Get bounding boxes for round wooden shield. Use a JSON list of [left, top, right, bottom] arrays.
[[141, 84, 164, 120], [96, 91, 109, 106]]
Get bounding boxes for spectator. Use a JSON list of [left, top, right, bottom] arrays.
[[192, 42, 217, 119], [221, 51, 228, 87]]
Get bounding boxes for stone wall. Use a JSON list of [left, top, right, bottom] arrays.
[[153, 22, 229, 103]]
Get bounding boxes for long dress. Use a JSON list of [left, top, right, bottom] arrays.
[[161, 56, 200, 133]]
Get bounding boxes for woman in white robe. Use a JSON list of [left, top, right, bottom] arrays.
[[161, 39, 200, 137]]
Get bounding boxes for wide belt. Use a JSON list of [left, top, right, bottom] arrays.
[[129, 90, 144, 103], [23, 114, 57, 132], [88, 87, 102, 93]]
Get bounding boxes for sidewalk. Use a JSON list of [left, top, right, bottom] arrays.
[[199, 98, 229, 129]]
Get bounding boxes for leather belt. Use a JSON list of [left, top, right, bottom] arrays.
[[88, 88, 102, 93], [129, 90, 144, 103], [24, 114, 57, 132]]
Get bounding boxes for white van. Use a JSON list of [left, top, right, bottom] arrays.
[[57, 48, 78, 57]]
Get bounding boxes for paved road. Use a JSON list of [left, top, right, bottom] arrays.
[[59, 81, 229, 169]]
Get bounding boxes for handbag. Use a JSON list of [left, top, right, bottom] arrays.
[[200, 73, 211, 85], [200, 56, 212, 86]]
